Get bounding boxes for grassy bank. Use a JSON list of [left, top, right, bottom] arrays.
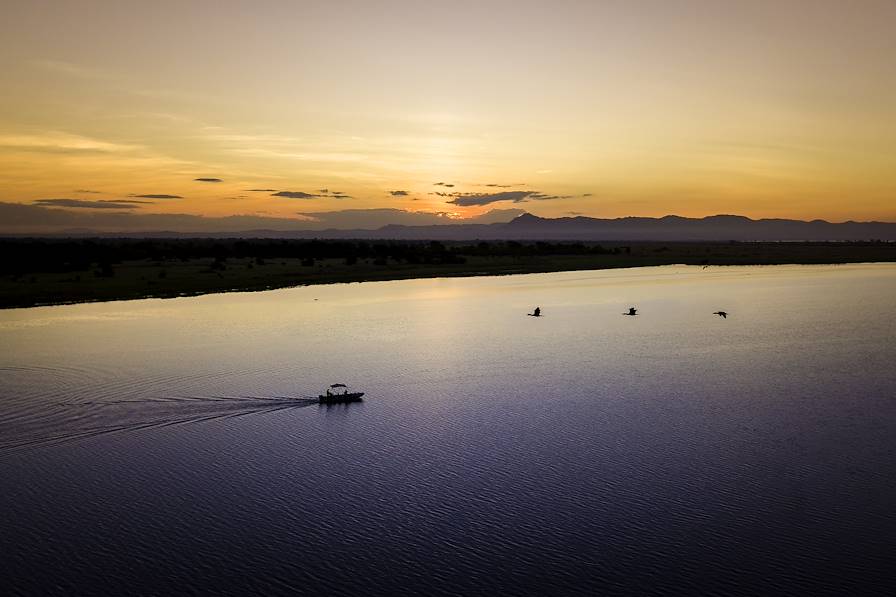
[[1, 239, 894, 309]]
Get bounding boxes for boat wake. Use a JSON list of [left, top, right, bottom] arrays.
[[0, 395, 317, 457]]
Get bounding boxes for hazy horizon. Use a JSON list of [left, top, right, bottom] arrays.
[[4, 200, 896, 236]]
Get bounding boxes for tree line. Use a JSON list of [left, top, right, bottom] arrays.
[[0, 238, 630, 275]]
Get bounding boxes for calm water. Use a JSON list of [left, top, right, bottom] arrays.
[[1, 264, 895, 595]]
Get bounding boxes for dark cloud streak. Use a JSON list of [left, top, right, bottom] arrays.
[[445, 190, 534, 206], [273, 189, 352, 199], [273, 191, 318, 199], [439, 190, 571, 206]]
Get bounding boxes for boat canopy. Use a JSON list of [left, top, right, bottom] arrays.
[[330, 383, 347, 388]]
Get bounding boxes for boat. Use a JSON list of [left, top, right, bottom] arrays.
[[318, 383, 365, 404]]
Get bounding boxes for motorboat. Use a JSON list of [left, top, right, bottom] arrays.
[[318, 383, 365, 404]]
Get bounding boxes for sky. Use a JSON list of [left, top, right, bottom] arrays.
[[1, 0, 895, 231]]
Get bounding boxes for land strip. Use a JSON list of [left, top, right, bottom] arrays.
[[2, 238, 893, 309]]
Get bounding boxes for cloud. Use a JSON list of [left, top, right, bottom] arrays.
[[33, 198, 149, 209], [433, 182, 455, 187], [273, 191, 318, 199], [583, 193, 593, 197], [131, 194, 183, 199], [389, 190, 409, 196], [245, 188, 279, 192], [74, 189, 102, 194], [527, 192, 573, 201], [0, 132, 141, 154], [194, 177, 222, 182], [445, 191, 533, 206], [438, 190, 572, 206], [483, 183, 525, 188], [273, 189, 352, 199]]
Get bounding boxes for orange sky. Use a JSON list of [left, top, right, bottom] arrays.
[[1, 0, 895, 225]]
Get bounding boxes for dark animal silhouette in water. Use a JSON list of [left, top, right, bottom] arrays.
[[623, 307, 638, 316], [713, 311, 728, 318], [528, 307, 541, 317]]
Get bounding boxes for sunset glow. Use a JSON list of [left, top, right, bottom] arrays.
[[2, 0, 895, 228]]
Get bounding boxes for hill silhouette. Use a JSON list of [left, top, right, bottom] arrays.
[[2, 199, 894, 240], [107, 213, 895, 241]]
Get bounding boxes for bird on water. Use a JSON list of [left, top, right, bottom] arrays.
[[713, 311, 728, 318], [624, 307, 638, 316], [528, 307, 541, 317]]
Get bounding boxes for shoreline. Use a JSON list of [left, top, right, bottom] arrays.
[[4, 246, 895, 310]]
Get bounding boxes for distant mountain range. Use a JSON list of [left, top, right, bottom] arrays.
[[418, 213, 896, 241], [93, 213, 895, 241], [2, 199, 894, 241]]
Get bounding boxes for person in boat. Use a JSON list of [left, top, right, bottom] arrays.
[[328, 383, 349, 397]]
